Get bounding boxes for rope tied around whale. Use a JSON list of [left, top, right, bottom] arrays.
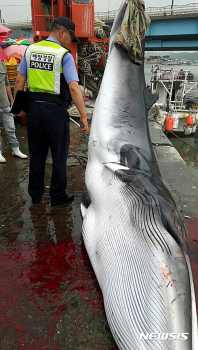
[[114, 0, 151, 64]]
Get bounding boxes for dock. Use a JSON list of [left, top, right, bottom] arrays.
[[149, 119, 198, 313]]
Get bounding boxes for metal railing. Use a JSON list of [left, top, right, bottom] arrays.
[[95, 10, 117, 20], [2, 3, 198, 28], [146, 3, 198, 16], [2, 20, 32, 28], [95, 3, 198, 21]]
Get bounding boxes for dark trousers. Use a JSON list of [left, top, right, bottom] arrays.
[[26, 101, 70, 201]]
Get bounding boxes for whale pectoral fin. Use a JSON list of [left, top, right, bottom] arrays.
[[144, 88, 159, 110], [104, 163, 130, 173], [81, 203, 87, 218]]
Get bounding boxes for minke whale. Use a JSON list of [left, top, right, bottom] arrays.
[[81, 0, 198, 349]]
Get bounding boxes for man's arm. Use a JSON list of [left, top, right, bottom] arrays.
[[6, 85, 14, 105], [69, 81, 89, 133], [14, 72, 27, 116], [14, 72, 26, 96], [4, 64, 14, 105]]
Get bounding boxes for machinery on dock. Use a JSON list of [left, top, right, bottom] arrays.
[[31, 0, 95, 69], [31, 0, 109, 94]]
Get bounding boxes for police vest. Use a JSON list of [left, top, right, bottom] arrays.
[[25, 40, 72, 106]]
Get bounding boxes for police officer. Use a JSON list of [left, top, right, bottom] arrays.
[[14, 17, 89, 206]]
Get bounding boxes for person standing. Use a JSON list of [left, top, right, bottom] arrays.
[[0, 61, 27, 163], [41, 0, 57, 31], [14, 16, 89, 206]]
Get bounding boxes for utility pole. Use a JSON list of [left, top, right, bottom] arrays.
[[171, 0, 174, 15], [108, 0, 110, 20], [0, 10, 2, 23]]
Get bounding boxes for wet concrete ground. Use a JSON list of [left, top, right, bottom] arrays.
[[0, 121, 117, 350], [1, 119, 198, 349]]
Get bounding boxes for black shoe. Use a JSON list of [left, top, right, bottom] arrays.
[[51, 193, 74, 207], [32, 197, 42, 204]]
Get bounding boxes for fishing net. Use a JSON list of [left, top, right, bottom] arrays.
[[114, 0, 151, 64]]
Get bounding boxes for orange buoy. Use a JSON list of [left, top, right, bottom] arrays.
[[186, 115, 193, 126], [165, 116, 174, 131]]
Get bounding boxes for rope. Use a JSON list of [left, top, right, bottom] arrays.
[[78, 20, 110, 96], [78, 42, 107, 95], [78, 59, 92, 75], [94, 19, 111, 39], [69, 151, 87, 167], [79, 71, 103, 94]]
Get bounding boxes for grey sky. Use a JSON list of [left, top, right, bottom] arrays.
[[0, 1, 191, 23]]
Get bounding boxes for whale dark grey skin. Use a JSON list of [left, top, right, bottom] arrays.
[[81, 1, 198, 349]]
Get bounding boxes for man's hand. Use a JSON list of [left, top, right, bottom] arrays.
[[14, 72, 26, 96], [15, 111, 26, 118], [69, 81, 89, 133], [80, 116, 89, 133]]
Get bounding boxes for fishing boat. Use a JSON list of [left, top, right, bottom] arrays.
[[150, 65, 198, 135]]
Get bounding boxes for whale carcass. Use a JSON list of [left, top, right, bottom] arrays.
[[81, 0, 198, 349]]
